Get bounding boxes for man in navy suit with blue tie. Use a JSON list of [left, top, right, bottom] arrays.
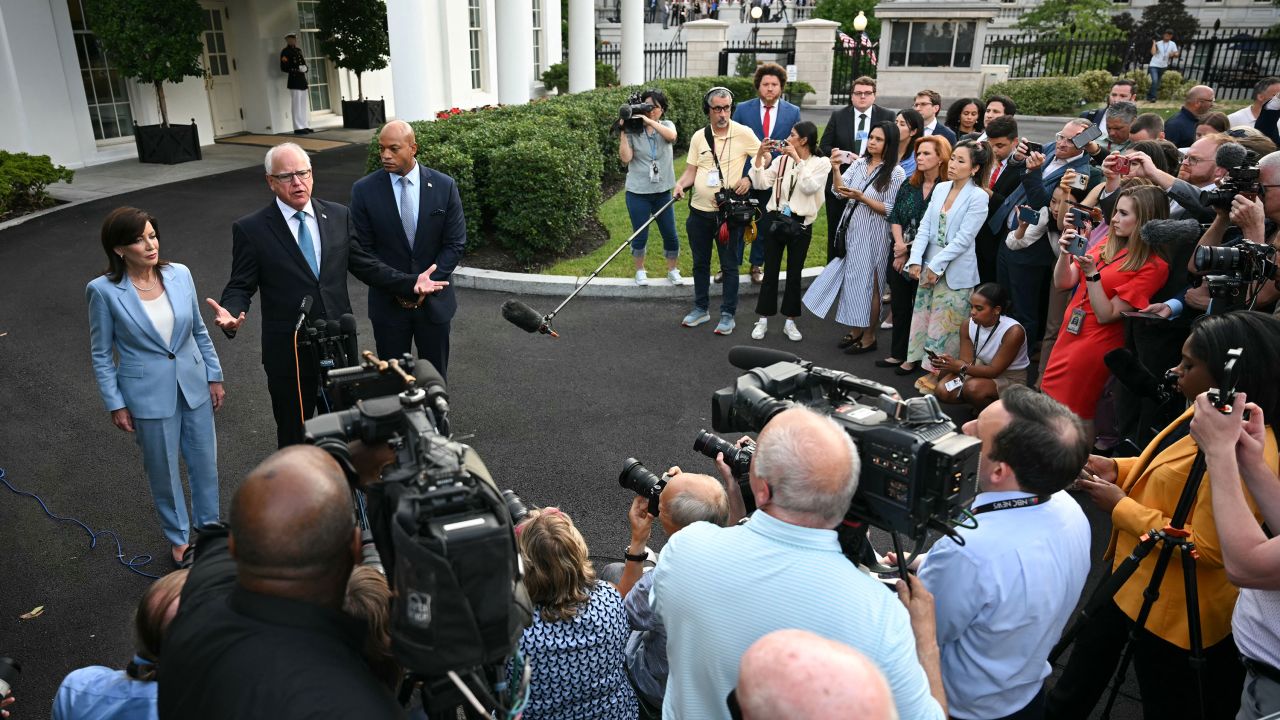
[[732, 63, 801, 284], [206, 143, 445, 447], [350, 120, 466, 379]]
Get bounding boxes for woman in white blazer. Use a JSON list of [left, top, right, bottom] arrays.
[[905, 139, 993, 391], [86, 207, 224, 567]]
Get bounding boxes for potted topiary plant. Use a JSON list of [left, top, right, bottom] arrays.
[[317, 0, 390, 129], [86, 0, 206, 164]]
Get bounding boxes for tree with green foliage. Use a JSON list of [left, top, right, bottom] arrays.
[[813, 0, 880, 37], [317, 0, 390, 101], [1135, 0, 1198, 45], [85, 0, 205, 127], [1016, 0, 1123, 39]]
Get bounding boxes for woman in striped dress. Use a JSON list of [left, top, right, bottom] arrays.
[[803, 121, 904, 354]]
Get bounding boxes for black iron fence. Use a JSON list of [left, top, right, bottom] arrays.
[[596, 43, 688, 81], [830, 35, 878, 106], [717, 39, 795, 77], [983, 26, 1280, 100]]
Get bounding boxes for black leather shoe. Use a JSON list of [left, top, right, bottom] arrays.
[[894, 363, 919, 376], [875, 357, 903, 368], [844, 341, 878, 355], [837, 333, 860, 349]]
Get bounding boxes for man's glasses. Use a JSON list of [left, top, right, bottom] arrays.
[[269, 169, 313, 182], [852, 90, 875, 97], [709, 104, 732, 114]]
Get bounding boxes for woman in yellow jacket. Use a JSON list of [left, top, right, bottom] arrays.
[[1046, 310, 1280, 720]]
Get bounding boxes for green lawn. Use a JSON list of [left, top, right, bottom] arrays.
[[546, 157, 830, 278]]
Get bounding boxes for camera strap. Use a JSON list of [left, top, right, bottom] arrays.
[[971, 494, 1052, 515]]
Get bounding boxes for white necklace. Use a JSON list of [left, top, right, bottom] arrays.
[[130, 274, 158, 292]]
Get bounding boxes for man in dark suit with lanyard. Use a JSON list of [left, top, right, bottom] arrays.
[[206, 143, 446, 447], [280, 32, 311, 135], [349, 120, 466, 379], [974, 116, 1026, 283], [819, 76, 894, 262]]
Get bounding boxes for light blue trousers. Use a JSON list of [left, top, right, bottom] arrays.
[[133, 392, 219, 546]]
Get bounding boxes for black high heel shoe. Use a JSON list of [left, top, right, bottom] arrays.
[[844, 340, 878, 355]]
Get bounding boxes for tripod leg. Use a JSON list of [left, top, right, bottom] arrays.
[[1102, 536, 1180, 719], [1180, 544, 1208, 719], [1051, 531, 1160, 664]]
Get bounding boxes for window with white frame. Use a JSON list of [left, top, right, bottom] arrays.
[[888, 21, 978, 68], [532, 0, 543, 79], [469, 0, 484, 90], [297, 1, 332, 112], [66, 0, 133, 141]]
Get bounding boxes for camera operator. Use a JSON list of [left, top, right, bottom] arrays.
[[674, 87, 761, 335], [1189, 328, 1280, 718], [603, 471, 729, 714], [618, 89, 682, 286], [891, 386, 1090, 720], [1047, 311, 1277, 719], [652, 407, 946, 719], [159, 445, 405, 719]]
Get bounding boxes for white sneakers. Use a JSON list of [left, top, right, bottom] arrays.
[[752, 318, 802, 341], [635, 270, 648, 286], [667, 269, 684, 285]]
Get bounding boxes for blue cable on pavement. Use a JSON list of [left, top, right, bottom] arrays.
[[0, 467, 161, 579]]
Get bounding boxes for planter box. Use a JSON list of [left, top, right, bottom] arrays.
[[342, 99, 387, 129], [133, 122, 201, 165]]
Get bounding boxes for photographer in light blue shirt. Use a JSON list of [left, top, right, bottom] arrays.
[[907, 386, 1091, 719]]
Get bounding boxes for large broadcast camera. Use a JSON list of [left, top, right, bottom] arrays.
[[1194, 238, 1279, 310], [304, 349, 530, 717], [711, 347, 980, 545], [617, 92, 655, 134], [715, 189, 761, 229]]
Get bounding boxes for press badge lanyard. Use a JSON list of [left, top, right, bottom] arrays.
[[972, 494, 1052, 514], [774, 157, 799, 213], [647, 129, 661, 183], [971, 323, 999, 364], [704, 126, 731, 187]]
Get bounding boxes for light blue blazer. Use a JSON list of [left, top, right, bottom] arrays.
[[908, 180, 989, 290], [86, 263, 223, 419]]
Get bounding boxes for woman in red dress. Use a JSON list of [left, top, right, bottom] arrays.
[[1040, 185, 1169, 437]]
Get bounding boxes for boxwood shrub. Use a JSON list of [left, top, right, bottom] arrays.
[[983, 77, 1086, 117], [0, 151, 73, 219]]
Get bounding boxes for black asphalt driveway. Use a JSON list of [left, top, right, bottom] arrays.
[[0, 145, 1139, 718]]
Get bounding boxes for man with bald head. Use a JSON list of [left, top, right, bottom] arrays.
[[1165, 85, 1216, 149], [159, 445, 404, 718], [208, 143, 445, 447], [602, 470, 730, 712], [350, 120, 467, 379], [736, 629, 898, 720], [653, 407, 946, 719]]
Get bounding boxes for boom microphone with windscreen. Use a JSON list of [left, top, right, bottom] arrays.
[[501, 299, 558, 337], [1141, 219, 1203, 249], [325, 319, 348, 367], [1104, 348, 1175, 403], [728, 345, 803, 370], [339, 314, 360, 365]]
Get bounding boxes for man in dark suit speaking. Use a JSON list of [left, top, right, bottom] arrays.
[[818, 76, 895, 261], [350, 120, 466, 379], [206, 142, 446, 447]]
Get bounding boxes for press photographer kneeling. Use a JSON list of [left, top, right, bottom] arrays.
[[1047, 311, 1280, 719]]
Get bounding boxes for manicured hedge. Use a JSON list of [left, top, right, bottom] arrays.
[[0, 151, 73, 219], [365, 76, 757, 263], [983, 77, 1086, 116]]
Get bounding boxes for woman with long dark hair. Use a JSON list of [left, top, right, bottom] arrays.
[[803, 121, 904, 354], [1048, 311, 1280, 719], [945, 98, 985, 138], [894, 109, 925, 177], [930, 282, 1029, 411], [85, 207, 224, 567], [905, 139, 993, 392], [748, 121, 830, 342], [878, 135, 950, 375]]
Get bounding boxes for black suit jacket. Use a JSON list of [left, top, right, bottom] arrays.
[[1080, 106, 1107, 126], [819, 104, 897, 166], [220, 198, 416, 376], [280, 46, 307, 91], [976, 157, 1028, 281], [350, 165, 467, 325]]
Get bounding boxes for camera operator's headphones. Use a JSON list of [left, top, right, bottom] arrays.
[[703, 86, 735, 115]]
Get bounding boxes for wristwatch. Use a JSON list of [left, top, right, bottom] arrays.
[[624, 548, 648, 563], [1085, 272, 1102, 283]]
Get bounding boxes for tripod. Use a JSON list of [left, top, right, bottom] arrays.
[[1050, 450, 1209, 718]]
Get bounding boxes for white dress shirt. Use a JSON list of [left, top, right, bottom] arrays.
[[923, 118, 939, 136], [758, 103, 777, 136], [852, 108, 872, 154], [918, 490, 1091, 719], [276, 197, 321, 269]]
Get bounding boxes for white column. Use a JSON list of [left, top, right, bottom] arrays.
[[387, 0, 440, 121], [496, 0, 534, 104], [545, 0, 563, 66], [568, 0, 594, 92], [620, 0, 643, 85]]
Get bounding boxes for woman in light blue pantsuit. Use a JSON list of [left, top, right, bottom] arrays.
[[86, 207, 225, 567]]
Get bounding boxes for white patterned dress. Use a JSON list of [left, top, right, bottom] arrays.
[[803, 159, 905, 327]]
